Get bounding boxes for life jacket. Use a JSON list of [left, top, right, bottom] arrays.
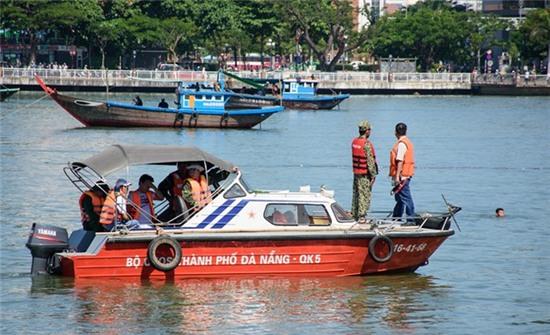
[[186, 175, 211, 209], [389, 136, 415, 177], [99, 190, 119, 226], [127, 190, 154, 220], [79, 191, 105, 223], [352, 137, 376, 175]]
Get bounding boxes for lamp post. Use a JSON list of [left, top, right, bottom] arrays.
[[389, 54, 393, 82], [69, 48, 76, 69], [267, 38, 275, 70]]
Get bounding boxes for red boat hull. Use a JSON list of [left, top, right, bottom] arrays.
[[60, 235, 451, 279]]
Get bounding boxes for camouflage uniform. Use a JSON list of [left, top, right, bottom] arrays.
[[351, 127, 378, 220]]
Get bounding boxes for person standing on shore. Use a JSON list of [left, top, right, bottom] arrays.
[[351, 120, 378, 222], [389, 122, 415, 220]]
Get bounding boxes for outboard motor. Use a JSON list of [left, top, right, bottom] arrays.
[[26, 223, 69, 275]]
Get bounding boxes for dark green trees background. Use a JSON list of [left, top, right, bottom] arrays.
[[1, 0, 548, 71]]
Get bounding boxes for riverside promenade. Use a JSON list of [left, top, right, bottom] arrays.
[[1, 67, 549, 95]]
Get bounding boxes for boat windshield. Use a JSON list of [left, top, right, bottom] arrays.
[[239, 176, 252, 193], [331, 202, 354, 223]]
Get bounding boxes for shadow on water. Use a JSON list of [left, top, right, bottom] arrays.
[[28, 273, 449, 333]]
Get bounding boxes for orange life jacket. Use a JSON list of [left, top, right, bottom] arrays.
[[352, 137, 377, 175], [99, 191, 118, 226], [79, 191, 105, 223], [186, 175, 211, 209], [127, 190, 154, 220], [389, 136, 415, 177]]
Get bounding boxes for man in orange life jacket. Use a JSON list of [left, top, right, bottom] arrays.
[[127, 174, 164, 225], [351, 120, 379, 221], [99, 178, 139, 231], [181, 164, 212, 211], [79, 181, 109, 232], [390, 122, 416, 219]]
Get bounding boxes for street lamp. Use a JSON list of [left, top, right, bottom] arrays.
[[267, 38, 275, 70], [69, 48, 76, 69], [389, 54, 393, 81]]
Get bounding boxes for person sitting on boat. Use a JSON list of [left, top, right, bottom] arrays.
[[158, 98, 169, 108], [271, 83, 280, 96], [181, 165, 211, 211], [158, 162, 188, 220], [133, 95, 143, 106], [79, 181, 109, 232], [99, 178, 139, 231], [127, 174, 164, 226], [272, 209, 287, 224]]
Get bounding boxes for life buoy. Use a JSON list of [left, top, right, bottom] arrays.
[[368, 235, 394, 263], [147, 235, 182, 272]]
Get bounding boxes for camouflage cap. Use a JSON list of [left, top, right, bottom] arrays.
[[358, 120, 371, 129]]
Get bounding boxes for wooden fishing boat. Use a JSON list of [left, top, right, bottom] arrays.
[[0, 87, 19, 101], [27, 144, 460, 279], [224, 71, 350, 110], [35, 75, 283, 129]]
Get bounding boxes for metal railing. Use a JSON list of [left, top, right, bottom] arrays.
[[0, 67, 472, 84], [472, 73, 550, 87]]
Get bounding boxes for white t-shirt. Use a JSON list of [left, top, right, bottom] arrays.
[[116, 195, 128, 222], [396, 142, 407, 161]]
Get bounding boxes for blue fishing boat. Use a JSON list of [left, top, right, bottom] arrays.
[[223, 71, 350, 110], [36, 75, 283, 129]]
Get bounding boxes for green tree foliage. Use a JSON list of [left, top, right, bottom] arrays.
[[278, 0, 368, 71], [515, 9, 550, 71], [0, 0, 102, 64], [367, 1, 471, 70]]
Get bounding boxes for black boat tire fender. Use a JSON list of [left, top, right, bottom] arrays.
[[147, 235, 182, 272], [368, 235, 394, 263]]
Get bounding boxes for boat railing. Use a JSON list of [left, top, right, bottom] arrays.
[[367, 210, 454, 231], [125, 170, 240, 228]]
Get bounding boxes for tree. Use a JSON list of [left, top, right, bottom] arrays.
[[156, 17, 196, 64], [518, 8, 550, 72], [467, 14, 507, 71], [278, 0, 368, 72], [92, 20, 124, 69], [367, 1, 487, 70], [0, 0, 101, 65], [238, 0, 280, 67]]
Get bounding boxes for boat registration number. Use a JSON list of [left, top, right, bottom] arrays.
[[393, 243, 428, 253]]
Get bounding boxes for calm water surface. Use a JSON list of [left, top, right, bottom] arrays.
[[1, 92, 549, 334]]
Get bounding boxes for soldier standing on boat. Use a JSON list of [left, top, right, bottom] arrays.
[[351, 120, 378, 222]]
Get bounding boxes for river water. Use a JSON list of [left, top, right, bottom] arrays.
[[1, 92, 549, 334]]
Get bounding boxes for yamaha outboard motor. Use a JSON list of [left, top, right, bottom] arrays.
[[26, 223, 69, 275]]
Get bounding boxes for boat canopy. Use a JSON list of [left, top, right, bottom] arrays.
[[72, 144, 236, 177]]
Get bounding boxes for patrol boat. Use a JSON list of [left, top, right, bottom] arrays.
[[34, 75, 283, 129], [26, 144, 460, 279]]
